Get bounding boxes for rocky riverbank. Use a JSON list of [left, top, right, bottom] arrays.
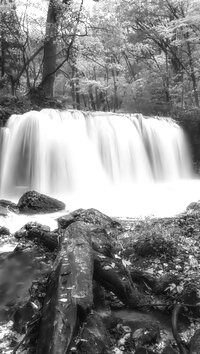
[[0, 192, 200, 353]]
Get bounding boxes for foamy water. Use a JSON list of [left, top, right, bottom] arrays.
[[0, 178, 199, 238], [0, 109, 196, 233]]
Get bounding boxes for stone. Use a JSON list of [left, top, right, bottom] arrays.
[[0, 200, 19, 213], [132, 321, 160, 346], [14, 222, 59, 251], [13, 301, 37, 333], [17, 190, 65, 214], [0, 226, 10, 236], [57, 208, 121, 230]]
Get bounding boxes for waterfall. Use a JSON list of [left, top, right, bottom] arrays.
[[0, 109, 194, 217]]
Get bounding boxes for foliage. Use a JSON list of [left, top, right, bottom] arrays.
[[133, 224, 177, 258], [0, 0, 200, 112]]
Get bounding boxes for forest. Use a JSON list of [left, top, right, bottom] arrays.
[[1, 2, 200, 354], [0, 0, 200, 116]]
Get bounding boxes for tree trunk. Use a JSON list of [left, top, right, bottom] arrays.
[[112, 68, 118, 112], [75, 73, 80, 109], [41, 0, 58, 97], [187, 42, 199, 107], [89, 85, 96, 110]]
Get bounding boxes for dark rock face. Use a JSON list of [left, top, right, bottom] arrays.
[[17, 191, 65, 214]]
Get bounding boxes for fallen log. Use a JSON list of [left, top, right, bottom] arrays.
[[36, 221, 94, 354]]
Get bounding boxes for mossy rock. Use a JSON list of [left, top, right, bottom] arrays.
[[17, 190, 65, 214]]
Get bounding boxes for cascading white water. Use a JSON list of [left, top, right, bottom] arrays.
[[0, 109, 195, 217]]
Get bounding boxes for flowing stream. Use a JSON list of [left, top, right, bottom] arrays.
[[0, 109, 198, 220]]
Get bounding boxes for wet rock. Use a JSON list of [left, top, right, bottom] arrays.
[[132, 321, 160, 347], [14, 222, 59, 251], [0, 200, 19, 213], [13, 301, 38, 333], [58, 208, 122, 231], [17, 190, 65, 214], [0, 226, 10, 236]]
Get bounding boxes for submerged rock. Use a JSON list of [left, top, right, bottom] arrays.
[[17, 190, 65, 214]]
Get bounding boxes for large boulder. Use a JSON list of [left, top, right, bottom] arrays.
[[57, 208, 122, 230], [17, 190, 65, 214]]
